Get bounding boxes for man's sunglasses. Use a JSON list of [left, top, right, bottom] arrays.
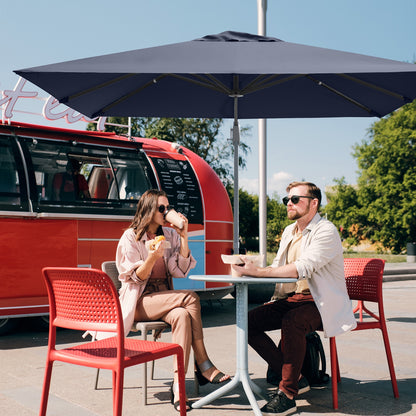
[[158, 204, 170, 214], [282, 195, 315, 206]]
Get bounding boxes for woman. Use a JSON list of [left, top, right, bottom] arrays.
[[116, 189, 230, 411]]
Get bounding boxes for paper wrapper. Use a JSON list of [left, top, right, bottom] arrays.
[[145, 239, 171, 251], [221, 254, 245, 265], [221, 254, 265, 277]]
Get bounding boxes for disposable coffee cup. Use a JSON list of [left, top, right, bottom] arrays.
[[164, 208, 184, 229]]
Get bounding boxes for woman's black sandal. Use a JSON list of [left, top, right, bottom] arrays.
[[170, 382, 192, 412], [195, 359, 229, 385]]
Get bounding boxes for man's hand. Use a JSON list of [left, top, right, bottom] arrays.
[[232, 255, 260, 277]]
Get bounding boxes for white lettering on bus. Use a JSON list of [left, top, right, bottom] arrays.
[[1, 77, 107, 130], [0, 78, 37, 119]]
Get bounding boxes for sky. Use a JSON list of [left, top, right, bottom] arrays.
[[2, 0, 416, 203]]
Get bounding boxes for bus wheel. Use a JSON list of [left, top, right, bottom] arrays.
[[0, 318, 19, 336]]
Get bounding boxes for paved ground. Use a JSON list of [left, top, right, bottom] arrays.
[[1, 274, 415, 416]]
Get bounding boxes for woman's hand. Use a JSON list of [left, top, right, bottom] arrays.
[[135, 241, 165, 281], [174, 214, 190, 258], [149, 240, 165, 260], [173, 213, 188, 238]]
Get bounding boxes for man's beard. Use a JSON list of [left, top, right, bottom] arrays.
[[287, 211, 300, 220], [287, 202, 311, 220]]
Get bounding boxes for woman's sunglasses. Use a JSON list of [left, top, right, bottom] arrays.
[[282, 195, 315, 206], [157, 204, 170, 214]]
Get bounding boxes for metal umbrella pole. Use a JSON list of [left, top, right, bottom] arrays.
[[231, 91, 241, 255]]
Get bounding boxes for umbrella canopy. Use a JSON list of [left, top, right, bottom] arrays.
[[15, 31, 416, 253], [15, 31, 416, 120]]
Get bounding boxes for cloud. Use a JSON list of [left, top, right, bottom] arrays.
[[239, 177, 259, 194], [268, 172, 295, 198], [239, 171, 295, 198]]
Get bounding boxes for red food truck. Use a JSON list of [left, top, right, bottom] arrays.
[[0, 121, 234, 334]]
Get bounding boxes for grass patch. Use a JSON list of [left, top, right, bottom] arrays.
[[342, 252, 406, 263], [250, 251, 406, 265]]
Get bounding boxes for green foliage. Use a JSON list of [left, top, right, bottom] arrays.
[[228, 188, 291, 252], [87, 116, 250, 186], [324, 177, 362, 247], [266, 193, 292, 252], [324, 99, 416, 253], [227, 187, 257, 250], [354, 100, 416, 253]]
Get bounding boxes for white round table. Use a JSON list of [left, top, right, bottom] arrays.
[[190, 274, 297, 415]]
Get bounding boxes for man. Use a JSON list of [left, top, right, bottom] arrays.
[[232, 181, 356, 415]]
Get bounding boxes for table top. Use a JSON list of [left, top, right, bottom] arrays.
[[189, 274, 297, 284]]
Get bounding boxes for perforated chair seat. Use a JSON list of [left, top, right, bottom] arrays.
[[54, 337, 178, 368]]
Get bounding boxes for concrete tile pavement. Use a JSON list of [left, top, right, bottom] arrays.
[[1, 278, 415, 416]]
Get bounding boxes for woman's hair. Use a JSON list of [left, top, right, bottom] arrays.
[[130, 189, 167, 241], [286, 181, 322, 209]]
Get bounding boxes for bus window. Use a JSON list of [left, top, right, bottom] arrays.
[[0, 136, 28, 210], [107, 149, 157, 200], [22, 138, 157, 215]]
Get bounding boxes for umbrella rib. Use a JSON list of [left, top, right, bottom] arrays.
[[240, 74, 274, 93], [241, 74, 304, 95], [92, 74, 167, 117], [338, 73, 411, 103], [206, 74, 233, 95], [61, 73, 137, 103], [170, 73, 231, 95], [306, 75, 381, 117]]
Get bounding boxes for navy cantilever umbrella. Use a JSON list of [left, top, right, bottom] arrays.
[[15, 31, 416, 251]]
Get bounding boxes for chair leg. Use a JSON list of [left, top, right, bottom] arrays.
[[113, 370, 124, 416], [39, 360, 53, 416], [192, 349, 199, 395], [151, 360, 155, 380], [329, 337, 339, 410], [94, 368, 100, 389], [380, 323, 399, 398], [194, 369, 200, 396], [141, 330, 148, 405]]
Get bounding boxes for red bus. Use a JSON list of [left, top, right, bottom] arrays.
[[0, 122, 234, 334]]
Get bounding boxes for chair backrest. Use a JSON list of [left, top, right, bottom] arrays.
[[42, 267, 123, 335], [343, 258, 385, 303], [101, 261, 121, 291]]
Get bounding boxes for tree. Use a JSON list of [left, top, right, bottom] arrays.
[[325, 100, 416, 253], [227, 188, 292, 253], [266, 193, 293, 253], [87, 116, 250, 186], [353, 100, 416, 253], [324, 178, 364, 248]]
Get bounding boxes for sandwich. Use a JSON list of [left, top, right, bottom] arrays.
[[149, 235, 165, 250]]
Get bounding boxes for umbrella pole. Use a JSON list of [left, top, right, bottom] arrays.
[[232, 94, 240, 255]]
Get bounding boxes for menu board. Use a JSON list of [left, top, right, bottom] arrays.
[[150, 156, 203, 224]]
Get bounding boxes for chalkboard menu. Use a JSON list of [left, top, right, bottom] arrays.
[[150, 156, 203, 224]]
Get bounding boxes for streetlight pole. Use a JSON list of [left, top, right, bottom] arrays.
[[257, 0, 267, 266]]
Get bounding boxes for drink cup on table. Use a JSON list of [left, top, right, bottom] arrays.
[[164, 208, 184, 229]]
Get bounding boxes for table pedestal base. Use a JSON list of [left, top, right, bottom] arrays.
[[192, 282, 267, 415]]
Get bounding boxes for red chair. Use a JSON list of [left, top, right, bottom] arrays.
[[40, 267, 187, 416], [329, 258, 399, 409]]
